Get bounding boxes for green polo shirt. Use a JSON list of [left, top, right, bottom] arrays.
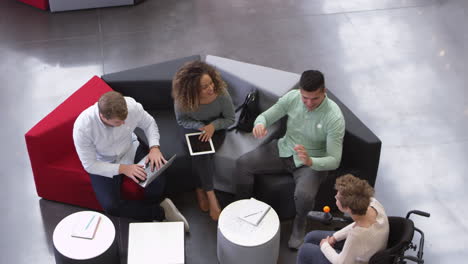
[[254, 89, 345, 171]]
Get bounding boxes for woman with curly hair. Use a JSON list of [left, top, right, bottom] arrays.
[[297, 174, 389, 264], [172, 61, 235, 220]]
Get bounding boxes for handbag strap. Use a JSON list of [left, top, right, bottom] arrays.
[[235, 91, 256, 112]]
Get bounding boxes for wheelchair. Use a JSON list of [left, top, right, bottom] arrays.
[[307, 208, 430, 264]]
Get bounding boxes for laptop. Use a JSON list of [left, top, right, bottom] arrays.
[[136, 154, 176, 188]]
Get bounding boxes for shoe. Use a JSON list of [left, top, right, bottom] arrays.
[[288, 215, 306, 249], [160, 198, 190, 232]]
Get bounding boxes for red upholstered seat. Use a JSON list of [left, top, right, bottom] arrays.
[[25, 76, 144, 211], [17, 0, 49, 10], [122, 176, 145, 200]]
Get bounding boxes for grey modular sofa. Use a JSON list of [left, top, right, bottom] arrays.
[[102, 55, 381, 219]]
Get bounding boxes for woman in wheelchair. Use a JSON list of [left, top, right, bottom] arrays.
[[298, 174, 389, 264]]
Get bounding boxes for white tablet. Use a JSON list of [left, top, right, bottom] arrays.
[[185, 132, 215, 156]]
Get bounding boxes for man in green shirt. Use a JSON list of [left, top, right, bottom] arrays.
[[235, 70, 345, 249]]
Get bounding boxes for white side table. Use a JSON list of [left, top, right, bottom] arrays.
[[217, 199, 280, 264], [127, 222, 185, 264], [53, 211, 119, 264]]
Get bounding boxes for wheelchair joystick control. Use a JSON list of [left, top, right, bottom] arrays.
[[307, 206, 333, 225]]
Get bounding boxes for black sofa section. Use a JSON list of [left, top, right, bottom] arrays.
[[317, 91, 381, 213], [102, 55, 201, 194], [102, 55, 201, 111], [254, 91, 381, 219]]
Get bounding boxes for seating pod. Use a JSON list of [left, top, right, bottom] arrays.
[[26, 55, 381, 219], [25, 76, 167, 209], [17, 0, 48, 10]]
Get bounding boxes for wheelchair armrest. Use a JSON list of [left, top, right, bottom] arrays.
[[401, 255, 424, 264], [406, 210, 430, 219], [307, 211, 333, 225], [307, 211, 352, 225]]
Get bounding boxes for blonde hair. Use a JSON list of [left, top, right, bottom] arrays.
[[335, 174, 374, 215], [98, 91, 128, 120], [172, 61, 226, 112]]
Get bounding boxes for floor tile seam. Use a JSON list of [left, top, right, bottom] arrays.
[[340, 11, 382, 55], [89, 5, 444, 44], [97, 14, 346, 41], [429, 184, 468, 234], [117, 217, 124, 263], [312, 2, 442, 17], [435, 138, 468, 147], [91, 3, 439, 38], [0, 5, 47, 11], [193, 3, 440, 26], [100, 29, 156, 39], [4, 35, 99, 45], [382, 138, 468, 149], [97, 9, 105, 75]]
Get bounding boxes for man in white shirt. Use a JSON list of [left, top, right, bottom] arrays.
[[73, 91, 189, 231]]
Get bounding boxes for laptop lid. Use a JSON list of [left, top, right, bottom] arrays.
[[136, 154, 176, 188]]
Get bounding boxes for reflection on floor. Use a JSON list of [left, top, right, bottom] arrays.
[[2, 0, 468, 263]]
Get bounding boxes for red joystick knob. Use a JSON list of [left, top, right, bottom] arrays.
[[323, 206, 330, 213]]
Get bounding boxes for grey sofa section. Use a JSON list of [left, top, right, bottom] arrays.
[[205, 55, 300, 192], [49, 0, 136, 12], [206, 56, 381, 219]]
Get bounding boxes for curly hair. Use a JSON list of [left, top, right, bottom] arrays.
[[98, 91, 128, 120], [172, 61, 227, 112], [335, 174, 375, 215]]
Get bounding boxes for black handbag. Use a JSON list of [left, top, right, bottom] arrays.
[[229, 90, 260, 132]]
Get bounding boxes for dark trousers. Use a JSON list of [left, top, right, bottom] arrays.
[[182, 128, 226, 191], [297, 230, 345, 264], [89, 143, 166, 221], [235, 139, 327, 217]]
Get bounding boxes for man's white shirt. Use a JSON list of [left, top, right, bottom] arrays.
[[73, 97, 160, 178]]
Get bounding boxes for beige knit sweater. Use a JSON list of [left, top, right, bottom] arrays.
[[320, 198, 389, 264]]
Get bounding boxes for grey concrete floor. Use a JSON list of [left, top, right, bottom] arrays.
[[1, 0, 467, 263]]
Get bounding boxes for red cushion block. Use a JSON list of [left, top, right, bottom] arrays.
[[17, 0, 49, 10], [25, 76, 145, 211]]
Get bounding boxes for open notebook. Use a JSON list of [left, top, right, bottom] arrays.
[[71, 213, 101, 239], [238, 198, 271, 226]]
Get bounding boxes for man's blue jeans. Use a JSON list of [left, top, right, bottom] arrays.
[[89, 143, 166, 221]]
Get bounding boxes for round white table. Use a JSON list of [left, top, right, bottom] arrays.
[[217, 199, 280, 264], [53, 211, 119, 264]]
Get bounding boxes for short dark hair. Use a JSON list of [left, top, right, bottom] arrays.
[[299, 70, 325, 92], [98, 91, 128, 120]]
